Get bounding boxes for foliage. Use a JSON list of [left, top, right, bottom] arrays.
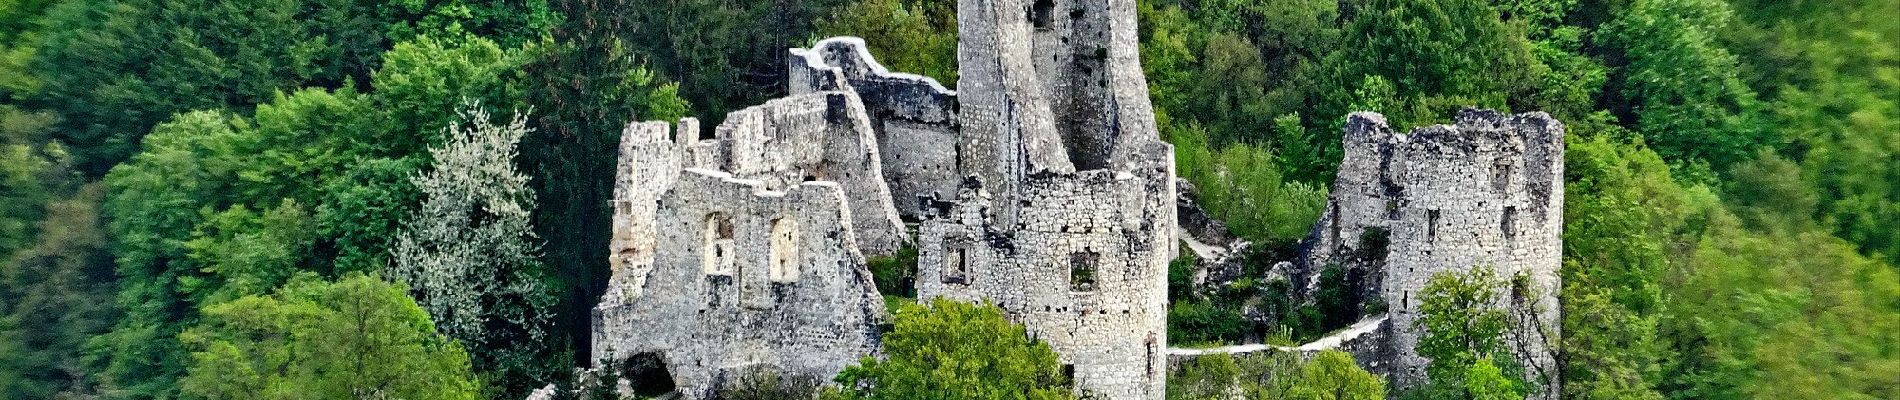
[[390, 104, 559, 395], [1166, 351, 1382, 400], [378, 0, 556, 47], [1283, 351, 1385, 400], [1170, 123, 1327, 244], [829, 299, 1076, 400], [1167, 352, 1250, 400], [1560, 133, 1680, 400], [1325, 0, 1537, 129], [1724, 0, 1900, 268], [315, 157, 426, 275], [30, 0, 388, 173], [1168, 298, 1251, 346], [1411, 266, 1528, 399], [178, 273, 479, 400], [602, 0, 846, 121], [520, 2, 693, 360], [1460, 356, 1524, 400], [815, 0, 957, 85], [0, 105, 62, 255], [1656, 216, 1900, 398], [371, 34, 533, 156], [866, 245, 918, 298], [1311, 266, 1364, 331], [1167, 247, 1198, 302], [1597, 0, 1767, 170], [0, 184, 115, 399]]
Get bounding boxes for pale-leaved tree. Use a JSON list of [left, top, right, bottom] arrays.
[[391, 102, 558, 391]]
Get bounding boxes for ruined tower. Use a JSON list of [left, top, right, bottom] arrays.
[[908, 0, 1177, 398], [1300, 109, 1564, 398]]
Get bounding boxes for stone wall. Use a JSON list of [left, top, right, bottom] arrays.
[[698, 92, 910, 257], [914, 139, 1176, 400], [1298, 109, 1564, 398], [593, 170, 887, 399], [789, 38, 963, 219], [901, 0, 1178, 397]]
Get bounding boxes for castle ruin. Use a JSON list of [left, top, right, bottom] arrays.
[[1172, 110, 1564, 399], [1309, 110, 1563, 397], [586, 0, 1561, 398]]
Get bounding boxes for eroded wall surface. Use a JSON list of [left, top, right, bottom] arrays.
[[914, 148, 1175, 399], [598, 90, 903, 399], [1298, 109, 1564, 398], [594, 170, 887, 399], [789, 38, 962, 219]]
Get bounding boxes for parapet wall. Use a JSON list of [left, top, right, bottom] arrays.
[[593, 170, 887, 399]]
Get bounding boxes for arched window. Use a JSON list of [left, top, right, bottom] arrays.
[[768, 218, 799, 282]]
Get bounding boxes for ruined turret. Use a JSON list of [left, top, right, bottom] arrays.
[[1300, 109, 1564, 398], [908, 0, 1177, 398]]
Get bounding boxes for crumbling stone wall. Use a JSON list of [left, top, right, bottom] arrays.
[[593, 170, 887, 399], [700, 92, 910, 257], [597, 0, 1181, 395], [597, 90, 904, 399], [789, 38, 962, 219], [914, 143, 1175, 399], [1297, 109, 1564, 398]]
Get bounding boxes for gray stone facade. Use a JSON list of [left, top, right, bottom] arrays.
[[788, 38, 961, 219], [1295, 109, 1564, 398], [595, 0, 1177, 396], [595, 114, 894, 399], [907, 0, 1177, 397]]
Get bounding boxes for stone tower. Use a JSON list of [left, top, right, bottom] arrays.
[[1300, 109, 1564, 398], [908, 0, 1177, 398]]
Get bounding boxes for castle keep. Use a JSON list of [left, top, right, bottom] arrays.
[[587, 0, 1561, 398]]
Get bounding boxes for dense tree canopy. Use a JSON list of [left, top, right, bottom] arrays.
[[178, 274, 480, 400], [391, 105, 558, 394]]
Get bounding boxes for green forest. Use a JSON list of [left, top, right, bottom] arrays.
[[0, 0, 1896, 399]]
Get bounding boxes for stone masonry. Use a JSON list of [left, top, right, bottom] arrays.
[[589, 0, 1561, 396], [1294, 109, 1564, 398], [594, 95, 898, 398], [908, 0, 1176, 398], [593, 0, 1176, 394]]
